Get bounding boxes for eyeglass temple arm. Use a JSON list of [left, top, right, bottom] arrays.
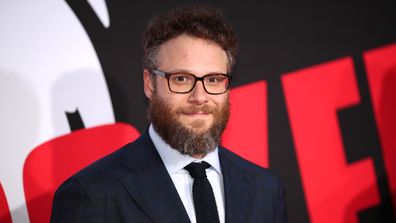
[[152, 69, 167, 77]]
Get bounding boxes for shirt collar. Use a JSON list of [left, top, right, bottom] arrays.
[[149, 124, 222, 175]]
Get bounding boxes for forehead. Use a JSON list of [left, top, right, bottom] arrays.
[[156, 34, 228, 74]]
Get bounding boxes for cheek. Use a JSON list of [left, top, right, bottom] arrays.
[[211, 93, 229, 107], [159, 93, 189, 111], [155, 78, 169, 93]]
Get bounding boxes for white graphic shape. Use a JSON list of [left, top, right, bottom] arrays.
[[0, 0, 114, 222]]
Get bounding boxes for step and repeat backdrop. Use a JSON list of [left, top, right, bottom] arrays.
[[1, 1, 395, 222]]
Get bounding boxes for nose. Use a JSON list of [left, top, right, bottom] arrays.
[[188, 81, 209, 105]]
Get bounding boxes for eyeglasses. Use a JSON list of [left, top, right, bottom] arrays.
[[151, 69, 232, 95]]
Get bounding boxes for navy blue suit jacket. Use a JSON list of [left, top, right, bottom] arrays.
[[51, 130, 287, 223]]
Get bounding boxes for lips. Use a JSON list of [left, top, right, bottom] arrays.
[[181, 110, 212, 118], [182, 112, 210, 117], [183, 111, 210, 115], [178, 105, 214, 115]]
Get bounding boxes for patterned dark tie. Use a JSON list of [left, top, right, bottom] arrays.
[[184, 161, 220, 223]]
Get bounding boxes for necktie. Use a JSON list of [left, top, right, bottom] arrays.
[[184, 162, 220, 223]]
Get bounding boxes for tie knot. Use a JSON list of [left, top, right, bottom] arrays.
[[184, 161, 211, 179]]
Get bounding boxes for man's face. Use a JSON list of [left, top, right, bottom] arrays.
[[144, 34, 230, 158]]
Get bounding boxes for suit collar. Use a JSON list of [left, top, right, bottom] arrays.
[[219, 147, 255, 223], [120, 130, 191, 223], [118, 130, 255, 223]]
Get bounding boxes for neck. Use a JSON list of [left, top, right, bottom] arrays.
[[192, 153, 206, 159]]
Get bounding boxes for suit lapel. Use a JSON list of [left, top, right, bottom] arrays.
[[120, 131, 190, 223], [219, 148, 254, 223]]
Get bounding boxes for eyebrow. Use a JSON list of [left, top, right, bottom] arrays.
[[166, 68, 193, 74], [165, 68, 228, 75]]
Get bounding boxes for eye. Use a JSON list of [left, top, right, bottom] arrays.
[[170, 74, 193, 84], [206, 75, 226, 83], [175, 76, 187, 82]]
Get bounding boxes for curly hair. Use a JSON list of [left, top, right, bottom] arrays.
[[143, 5, 238, 72]]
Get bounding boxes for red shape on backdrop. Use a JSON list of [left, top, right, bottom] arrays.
[[222, 81, 268, 168], [0, 183, 12, 223], [282, 58, 380, 223], [364, 43, 396, 216], [23, 123, 140, 223]]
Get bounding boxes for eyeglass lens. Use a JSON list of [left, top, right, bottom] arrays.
[[168, 73, 229, 94]]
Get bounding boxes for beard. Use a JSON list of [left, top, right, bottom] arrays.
[[148, 93, 230, 157]]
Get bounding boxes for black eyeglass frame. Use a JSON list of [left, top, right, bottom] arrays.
[[151, 69, 232, 95]]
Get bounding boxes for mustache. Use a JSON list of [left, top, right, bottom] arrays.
[[176, 105, 215, 114]]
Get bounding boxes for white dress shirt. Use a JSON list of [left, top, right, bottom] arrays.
[[149, 124, 225, 223]]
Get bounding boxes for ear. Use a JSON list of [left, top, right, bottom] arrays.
[[143, 69, 154, 100]]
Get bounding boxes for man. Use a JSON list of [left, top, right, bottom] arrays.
[[51, 5, 287, 223]]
